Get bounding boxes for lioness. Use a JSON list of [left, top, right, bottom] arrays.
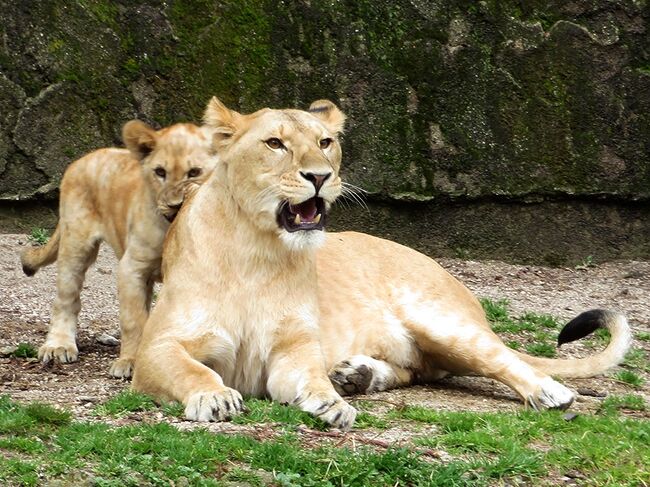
[[21, 121, 218, 378], [132, 98, 630, 429]]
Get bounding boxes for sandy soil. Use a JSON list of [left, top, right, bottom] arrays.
[[1, 233, 648, 424]]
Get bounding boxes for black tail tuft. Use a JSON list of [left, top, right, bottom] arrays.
[[557, 309, 610, 347], [22, 265, 36, 277]]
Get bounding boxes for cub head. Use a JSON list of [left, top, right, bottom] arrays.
[[122, 121, 218, 222], [203, 97, 346, 250]]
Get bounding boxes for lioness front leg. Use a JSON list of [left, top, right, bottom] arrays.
[[111, 254, 155, 378], [267, 318, 357, 430], [132, 339, 245, 421]]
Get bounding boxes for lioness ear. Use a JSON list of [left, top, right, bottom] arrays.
[[203, 97, 242, 148], [123, 120, 157, 160], [308, 99, 346, 134]]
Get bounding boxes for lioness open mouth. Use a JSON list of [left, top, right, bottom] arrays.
[[277, 197, 326, 232]]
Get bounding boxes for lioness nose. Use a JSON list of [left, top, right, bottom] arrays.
[[300, 171, 331, 192]]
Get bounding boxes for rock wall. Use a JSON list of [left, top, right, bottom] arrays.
[[1, 0, 649, 262]]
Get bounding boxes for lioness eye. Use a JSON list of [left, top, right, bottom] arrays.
[[187, 167, 202, 178], [319, 138, 333, 150], [265, 138, 284, 150], [154, 167, 166, 178]]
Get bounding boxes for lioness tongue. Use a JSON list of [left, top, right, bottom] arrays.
[[291, 199, 318, 221]]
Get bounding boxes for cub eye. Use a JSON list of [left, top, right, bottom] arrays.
[[319, 138, 333, 150], [265, 138, 285, 150], [187, 167, 202, 178], [154, 167, 166, 179]]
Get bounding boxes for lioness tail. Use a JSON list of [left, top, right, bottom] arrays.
[[21, 225, 60, 276], [516, 309, 631, 377]]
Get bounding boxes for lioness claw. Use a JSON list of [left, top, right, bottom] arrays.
[[184, 389, 245, 422]]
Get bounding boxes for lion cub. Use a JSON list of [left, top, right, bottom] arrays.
[[21, 121, 218, 378]]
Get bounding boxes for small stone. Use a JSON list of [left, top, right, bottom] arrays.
[[563, 412, 579, 421], [576, 388, 606, 398], [96, 334, 120, 346], [0, 346, 18, 357], [78, 396, 99, 404]]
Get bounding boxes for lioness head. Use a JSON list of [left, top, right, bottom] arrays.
[[123, 121, 218, 222], [203, 97, 345, 250]]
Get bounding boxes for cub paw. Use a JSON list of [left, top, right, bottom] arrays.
[[109, 358, 134, 379], [294, 392, 357, 431], [38, 340, 78, 364], [329, 360, 373, 395], [527, 378, 575, 411], [184, 388, 245, 422]]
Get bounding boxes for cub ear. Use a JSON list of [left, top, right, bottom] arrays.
[[308, 99, 346, 134], [123, 120, 157, 160], [203, 97, 243, 148]]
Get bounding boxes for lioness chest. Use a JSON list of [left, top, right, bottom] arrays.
[[182, 299, 304, 397]]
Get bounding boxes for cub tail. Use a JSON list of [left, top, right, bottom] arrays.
[[21, 225, 60, 276], [516, 309, 632, 378]]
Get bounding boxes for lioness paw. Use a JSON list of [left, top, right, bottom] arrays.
[[38, 341, 78, 364], [294, 393, 357, 431], [329, 359, 374, 395], [184, 388, 244, 422], [109, 358, 134, 379], [527, 378, 575, 411]]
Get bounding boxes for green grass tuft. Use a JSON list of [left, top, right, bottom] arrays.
[[614, 370, 645, 388], [94, 391, 157, 417], [601, 394, 646, 414], [27, 227, 50, 246], [636, 331, 650, 342], [525, 342, 557, 358], [624, 348, 649, 371], [12, 342, 38, 359]]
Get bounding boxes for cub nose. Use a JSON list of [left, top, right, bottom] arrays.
[[300, 171, 331, 192]]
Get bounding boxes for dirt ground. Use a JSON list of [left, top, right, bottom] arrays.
[[1, 233, 648, 429]]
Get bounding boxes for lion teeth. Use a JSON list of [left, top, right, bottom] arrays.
[[294, 214, 302, 225], [314, 213, 321, 224]]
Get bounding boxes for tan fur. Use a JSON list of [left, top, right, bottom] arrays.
[[133, 98, 356, 429], [133, 99, 631, 428], [21, 121, 219, 378]]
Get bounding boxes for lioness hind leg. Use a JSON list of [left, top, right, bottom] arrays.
[[328, 355, 413, 395], [406, 317, 575, 410], [39, 232, 100, 364]]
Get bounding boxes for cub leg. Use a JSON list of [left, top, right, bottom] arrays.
[[328, 355, 414, 395], [266, 317, 357, 430], [111, 254, 156, 378], [39, 230, 99, 364], [132, 338, 245, 421], [406, 315, 575, 410]]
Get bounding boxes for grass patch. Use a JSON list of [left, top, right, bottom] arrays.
[[94, 391, 157, 417], [614, 370, 645, 388], [398, 406, 650, 485], [10, 343, 38, 359], [623, 348, 649, 372], [27, 227, 50, 246], [2, 395, 650, 485], [524, 342, 556, 358], [636, 331, 650, 342], [600, 394, 646, 414], [0, 396, 446, 486]]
